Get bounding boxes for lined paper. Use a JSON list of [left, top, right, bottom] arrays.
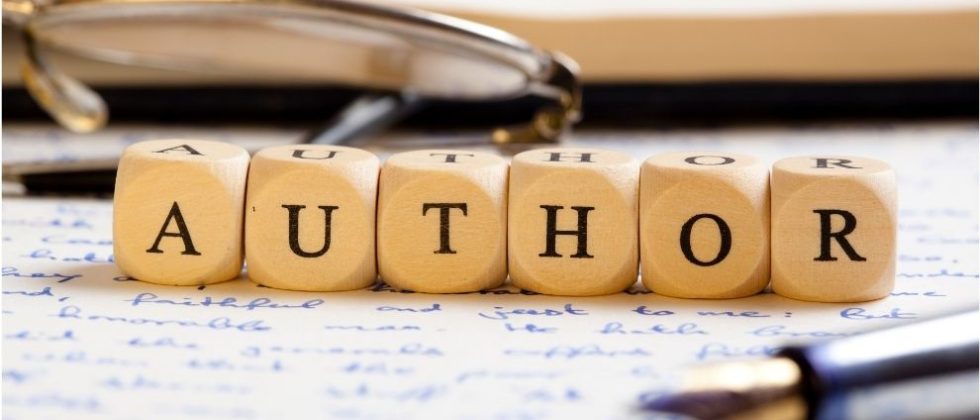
[[2, 122, 977, 419]]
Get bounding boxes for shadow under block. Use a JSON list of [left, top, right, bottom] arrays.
[[377, 150, 508, 293], [245, 145, 380, 291], [640, 152, 770, 298], [771, 156, 897, 302], [509, 148, 639, 296], [113, 140, 249, 285]]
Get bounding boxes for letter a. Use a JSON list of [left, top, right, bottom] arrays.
[[146, 202, 201, 255], [153, 144, 202, 155]]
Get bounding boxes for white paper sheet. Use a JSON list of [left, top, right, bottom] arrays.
[[2, 122, 977, 419]]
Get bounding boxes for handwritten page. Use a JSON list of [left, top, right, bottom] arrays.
[[3, 122, 978, 419]]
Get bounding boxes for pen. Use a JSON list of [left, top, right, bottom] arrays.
[[643, 310, 979, 420], [2, 93, 418, 195]]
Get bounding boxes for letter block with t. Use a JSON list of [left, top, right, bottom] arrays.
[[509, 148, 639, 296], [771, 156, 896, 302], [113, 140, 250, 285], [640, 152, 770, 298], [377, 150, 508, 293], [245, 145, 380, 291]]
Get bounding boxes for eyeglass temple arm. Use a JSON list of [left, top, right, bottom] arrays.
[[491, 51, 582, 144], [19, 26, 109, 133], [303, 52, 580, 147]]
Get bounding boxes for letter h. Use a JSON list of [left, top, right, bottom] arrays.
[[538, 205, 594, 258]]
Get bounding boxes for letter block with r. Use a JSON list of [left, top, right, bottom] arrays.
[[509, 148, 639, 296], [245, 145, 379, 291], [113, 139, 250, 285], [377, 149, 508, 293], [640, 152, 770, 298], [771, 156, 897, 302]]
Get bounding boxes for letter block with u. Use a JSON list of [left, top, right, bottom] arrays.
[[245, 145, 379, 291], [377, 150, 508, 293], [640, 152, 770, 298], [509, 148, 639, 296], [771, 156, 896, 302], [113, 140, 250, 285]]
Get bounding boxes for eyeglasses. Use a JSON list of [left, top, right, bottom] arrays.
[[2, 0, 582, 145]]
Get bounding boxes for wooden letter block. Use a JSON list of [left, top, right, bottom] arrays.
[[245, 145, 379, 291], [509, 148, 638, 296], [377, 150, 508, 293], [640, 152, 770, 298], [771, 156, 897, 302], [113, 139, 249, 285]]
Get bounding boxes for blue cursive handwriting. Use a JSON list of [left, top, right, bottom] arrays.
[[598, 322, 707, 335], [53, 305, 270, 332], [478, 304, 587, 320], [2, 267, 81, 283], [840, 307, 916, 320], [126, 293, 323, 311]]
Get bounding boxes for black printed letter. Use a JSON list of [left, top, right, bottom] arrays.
[[153, 144, 202, 155], [282, 205, 340, 258], [679, 214, 732, 266], [545, 152, 593, 163], [429, 153, 473, 163], [146, 202, 201, 255], [422, 203, 468, 254], [684, 155, 735, 166], [813, 209, 866, 261], [813, 158, 860, 169], [292, 149, 339, 160], [539, 205, 594, 258]]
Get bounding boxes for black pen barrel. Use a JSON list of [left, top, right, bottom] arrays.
[[780, 311, 979, 419]]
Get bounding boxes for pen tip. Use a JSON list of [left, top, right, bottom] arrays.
[[641, 358, 805, 420]]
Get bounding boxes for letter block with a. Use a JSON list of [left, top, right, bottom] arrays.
[[771, 156, 897, 302], [113, 140, 250, 285], [640, 152, 770, 298], [245, 145, 380, 291], [509, 148, 639, 296], [377, 150, 508, 293]]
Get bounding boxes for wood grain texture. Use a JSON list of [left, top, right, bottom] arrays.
[[771, 156, 897, 302], [113, 139, 249, 285], [508, 148, 638, 296], [377, 150, 508, 293], [640, 152, 770, 298], [245, 145, 379, 291]]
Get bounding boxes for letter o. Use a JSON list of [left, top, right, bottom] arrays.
[[679, 214, 732, 266], [684, 155, 735, 166]]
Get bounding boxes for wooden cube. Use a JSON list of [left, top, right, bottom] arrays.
[[113, 139, 249, 285], [640, 152, 770, 298], [377, 150, 508, 293], [771, 156, 897, 302], [245, 145, 379, 291], [509, 148, 639, 296]]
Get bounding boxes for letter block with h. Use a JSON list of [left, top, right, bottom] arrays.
[[113, 139, 250, 285], [509, 148, 639, 296], [245, 145, 379, 291], [771, 156, 896, 302], [377, 150, 508, 293], [641, 152, 770, 298]]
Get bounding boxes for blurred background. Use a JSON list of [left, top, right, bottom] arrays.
[[3, 0, 977, 130]]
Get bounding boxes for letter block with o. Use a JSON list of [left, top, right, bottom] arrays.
[[113, 140, 250, 285], [640, 152, 770, 298], [509, 148, 639, 296], [771, 156, 896, 302], [245, 145, 379, 291], [377, 150, 508, 293]]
